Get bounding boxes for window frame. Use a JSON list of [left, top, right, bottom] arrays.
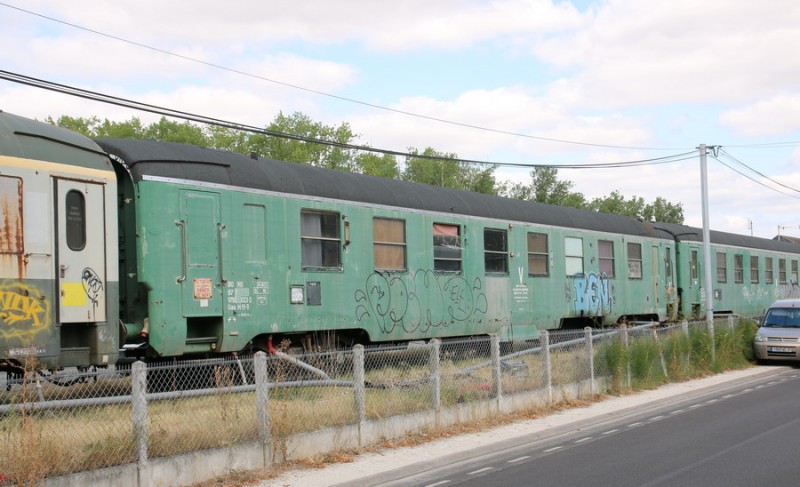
[[598, 240, 615, 277], [565, 236, 584, 276], [300, 209, 342, 270], [627, 242, 643, 279], [734, 254, 744, 283], [527, 232, 549, 277], [373, 217, 407, 271], [483, 228, 509, 275], [716, 251, 727, 284], [433, 223, 462, 273], [65, 189, 87, 251], [750, 255, 759, 284], [766, 257, 774, 284]]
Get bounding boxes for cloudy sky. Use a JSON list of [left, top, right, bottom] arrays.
[[2, 0, 800, 239]]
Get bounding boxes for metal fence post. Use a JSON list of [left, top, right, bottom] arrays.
[[727, 314, 735, 331], [542, 330, 552, 403], [353, 344, 366, 444], [585, 327, 595, 396], [254, 352, 271, 466], [490, 335, 502, 405], [131, 361, 148, 473], [429, 339, 441, 414]]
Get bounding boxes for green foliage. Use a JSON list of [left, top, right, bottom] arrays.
[[501, 167, 684, 223], [601, 320, 756, 394], [401, 147, 498, 195]]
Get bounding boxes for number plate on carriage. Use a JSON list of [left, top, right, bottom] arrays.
[[768, 346, 794, 353]]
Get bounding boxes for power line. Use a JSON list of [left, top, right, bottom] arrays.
[[711, 151, 800, 200], [718, 148, 800, 194], [0, 69, 698, 170], [0, 1, 686, 151]]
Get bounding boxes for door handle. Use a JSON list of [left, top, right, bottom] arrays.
[[60, 264, 69, 278]]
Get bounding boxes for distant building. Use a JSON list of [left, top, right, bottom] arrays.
[[774, 235, 800, 244]]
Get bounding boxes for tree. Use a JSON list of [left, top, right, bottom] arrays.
[[502, 167, 684, 223], [257, 112, 358, 171], [643, 197, 684, 224], [402, 147, 498, 195], [588, 190, 646, 218], [500, 167, 586, 207]]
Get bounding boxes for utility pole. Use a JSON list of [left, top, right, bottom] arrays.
[[699, 144, 714, 327]]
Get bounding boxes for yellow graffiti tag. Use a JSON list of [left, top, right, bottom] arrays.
[[0, 282, 50, 339]]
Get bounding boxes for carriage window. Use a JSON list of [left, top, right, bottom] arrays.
[[779, 259, 787, 284], [301, 210, 341, 269], [691, 250, 698, 281], [0, 176, 22, 254], [527, 232, 549, 277], [565, 237, 583, 276], [751, 256, 759, 283], [433, 223, 461, 272], [484, 228, 508, 274], [766, 257, 774, 284], [793, 260, 798, 282], [599, 240, 614, 277], [627, 242, 642, 279], [734, 254, 744, 283], [66, 189, 86, 251], [374, 217, 406, 271], [716, 252, 727, 283], [665, 247, 673, 281]]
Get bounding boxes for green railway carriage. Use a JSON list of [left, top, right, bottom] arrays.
[[0, 111, 119, 370], [657, 222, 800, 321], [3, 110, 800, 370], [96, 138, 677, 359]]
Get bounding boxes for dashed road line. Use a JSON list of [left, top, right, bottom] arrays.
[[508, 456, 531, 463], [467, 467, 493, 475]]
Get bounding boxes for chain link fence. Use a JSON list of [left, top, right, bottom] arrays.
[[0, 316, 751, 484]]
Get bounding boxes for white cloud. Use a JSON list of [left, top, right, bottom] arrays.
[[720, 94, 800, 137]]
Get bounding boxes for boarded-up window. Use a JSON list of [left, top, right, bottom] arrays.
[[0, 176, 22, 254], [374, 217, 406, 270], [527, 232, 548, 276], [484, 228, 508, 274], [599, 240, 614, 277], [565, 237, 583, 276], [433, 223, 461, 272], [301, 210, 341, 269], [628, 242, 642, 279]]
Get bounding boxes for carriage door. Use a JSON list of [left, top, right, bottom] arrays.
[[651, 246, 660, 307], [56, 179, 107, 323], [179, 190, 222, 317]]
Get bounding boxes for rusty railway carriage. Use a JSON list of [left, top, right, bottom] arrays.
[[1, 110, 800, 372]]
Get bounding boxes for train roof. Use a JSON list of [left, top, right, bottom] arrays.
[[0, 110, 110, 169], [94, 137, 800, 255], [655, 222, 800, 254], [95, 137, 670, 240]]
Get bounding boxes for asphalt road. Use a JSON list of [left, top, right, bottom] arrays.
[[351, 367, 800, 487]]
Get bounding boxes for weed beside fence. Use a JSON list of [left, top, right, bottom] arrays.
[[0, 317, 757, 485]]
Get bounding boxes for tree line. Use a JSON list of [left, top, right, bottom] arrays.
[[51, 111, 684, 224]]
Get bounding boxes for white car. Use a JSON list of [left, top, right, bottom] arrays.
[[754, 299, 800, 362]]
